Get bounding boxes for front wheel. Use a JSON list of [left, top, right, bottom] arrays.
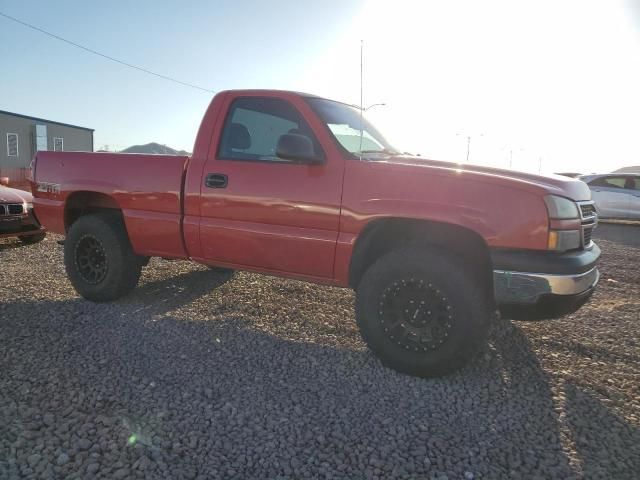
[[356, 247, 492, 377], [64, 213, 143, 302]]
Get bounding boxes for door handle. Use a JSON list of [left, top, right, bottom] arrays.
[[205, 173, 228, 188]]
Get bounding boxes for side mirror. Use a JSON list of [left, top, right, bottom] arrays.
[[276, 134, 323, 165], [0, 177, 9, 186]]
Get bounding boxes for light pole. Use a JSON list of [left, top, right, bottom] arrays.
[[363, 103, 386, 111], [507, 147, 524, 169], [457, 133, 482, 162]]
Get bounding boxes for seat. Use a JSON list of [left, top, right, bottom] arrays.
[[624, 177, 636, 190], [227, 123, 251, 150]]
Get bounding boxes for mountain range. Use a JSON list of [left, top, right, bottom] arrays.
[[119, 142, 190, 155], [613, 166, 640, 174]]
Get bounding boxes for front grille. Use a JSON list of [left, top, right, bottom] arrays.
[[583, 226, 593, 247], [7, 204, 23, 215], [577, 201, 597, 248], [0, 204, 24, 216], [579, 203, 596, 219]]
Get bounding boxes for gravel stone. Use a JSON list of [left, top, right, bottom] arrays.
[[43, 413, 55, 426], [1, 235, 639, 479], [77, 438, 92, 451], [113, 467, 130, 479]]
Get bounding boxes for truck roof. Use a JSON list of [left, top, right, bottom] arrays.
[[215, 89, 359, 109], [216, 89, 324, 99]]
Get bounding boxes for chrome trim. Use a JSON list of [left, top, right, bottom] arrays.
[[494, 266, 599, 305]]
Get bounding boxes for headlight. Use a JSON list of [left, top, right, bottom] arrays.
[[25, 202, 33, 210], [543, 195, 579, 219]]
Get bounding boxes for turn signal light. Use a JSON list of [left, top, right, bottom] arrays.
[[547, 230, 581, 252]]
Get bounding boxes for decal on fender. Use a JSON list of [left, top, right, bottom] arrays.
[[37, 182, 61, 194]]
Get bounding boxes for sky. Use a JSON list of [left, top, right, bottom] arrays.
[[1, 0, 639, 174]]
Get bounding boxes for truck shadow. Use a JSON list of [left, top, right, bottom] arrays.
[[562, 379, 640, 478], [0, 238, 27, 252], [117, 265, 235, 315], [1, 275, 637, 477]]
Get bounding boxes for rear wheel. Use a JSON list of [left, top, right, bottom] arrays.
[[356, 247, 491, 377], [64, 213, 143, 302], [18, 232, 46, 245]]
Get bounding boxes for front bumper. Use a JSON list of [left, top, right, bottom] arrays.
[[492, 243, 600, 320], [0, 209, 45, 239]]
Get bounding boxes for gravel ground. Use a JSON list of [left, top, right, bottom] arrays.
[[593, 222, 640, 248], [1, 235, 638, 479]]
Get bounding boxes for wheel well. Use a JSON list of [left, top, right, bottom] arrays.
[[64, 191, 122, 231], [349, 218, 493, 292]]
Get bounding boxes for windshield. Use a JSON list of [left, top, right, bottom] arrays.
[[306, 98, 399, 156]]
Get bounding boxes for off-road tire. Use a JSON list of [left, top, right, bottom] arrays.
[[18, 232, 46, 245], [356, 247, 491, 377], [64, 213, 143, 302]]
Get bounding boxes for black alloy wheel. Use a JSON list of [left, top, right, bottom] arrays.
[[378, 278, 454, 353], [74, 235, 108, 284]]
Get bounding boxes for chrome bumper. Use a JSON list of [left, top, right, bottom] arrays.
[[493, 266, 600, 305]]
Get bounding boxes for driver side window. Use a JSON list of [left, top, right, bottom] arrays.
[[218, 97, 322, 162]]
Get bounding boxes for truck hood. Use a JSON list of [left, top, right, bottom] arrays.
[[0, 186, 32, 204], [378, 155, 592, 201]]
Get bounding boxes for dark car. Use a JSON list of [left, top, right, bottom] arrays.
[[0, 178, 46, 244]]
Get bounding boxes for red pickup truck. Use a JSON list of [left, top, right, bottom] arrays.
[[32, 89, 600, 377]]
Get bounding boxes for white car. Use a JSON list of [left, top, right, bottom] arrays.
[[580, 174, 640, 219]]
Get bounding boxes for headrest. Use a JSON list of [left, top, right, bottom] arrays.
[[228, 123, 251, 150]]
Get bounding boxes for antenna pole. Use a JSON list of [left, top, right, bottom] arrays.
[[466, 136, 471, 162], [360, 40, 363, 113], [359, 40, 364, 160]]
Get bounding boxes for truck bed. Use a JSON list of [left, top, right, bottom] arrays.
[[33, 151, 190, 258]]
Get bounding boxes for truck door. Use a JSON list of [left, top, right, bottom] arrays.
[[198, 95, 343, 279], [589, 176, 631, 218], [623, 176, 640, 220]]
